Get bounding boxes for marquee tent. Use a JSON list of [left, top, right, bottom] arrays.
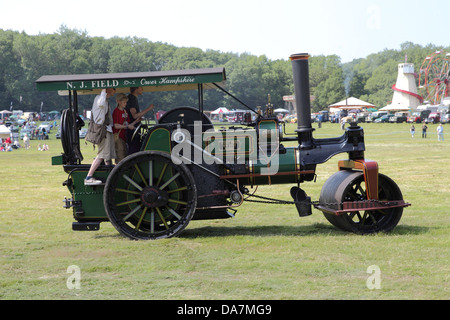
[[0, 110, 12, 119], [328, 97, 376, 110], [0, 125, 11, 139], [211, 107, 230, 114]]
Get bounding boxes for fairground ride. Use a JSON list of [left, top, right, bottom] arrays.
[[418, 50, 450, 105]]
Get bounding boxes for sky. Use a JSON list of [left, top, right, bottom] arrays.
[[1, 0, 449, 63]]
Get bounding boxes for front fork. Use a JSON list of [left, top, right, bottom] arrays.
[[338, 159, 379, 200]]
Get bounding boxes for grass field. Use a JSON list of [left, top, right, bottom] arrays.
[[0, 121, 448, 300]]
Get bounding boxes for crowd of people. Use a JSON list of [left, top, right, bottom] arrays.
[[0, 133, 50, 152]]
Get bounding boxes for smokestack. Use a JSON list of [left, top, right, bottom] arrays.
[[290, 53, 314, 149]]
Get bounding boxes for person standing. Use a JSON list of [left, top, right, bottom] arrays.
[[410, 124, 415, 138], [113, 93, 139, 164], [126, 86, 155, 155], [85, 88, 116, 186], [422, 122, 428, 138], [23, 133, 30, 149], [437, 123, 444, 141]]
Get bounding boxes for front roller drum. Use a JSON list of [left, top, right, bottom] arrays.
[[319, 170, 404, 234], [103, 151, 197, 240]]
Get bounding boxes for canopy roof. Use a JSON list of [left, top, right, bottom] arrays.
[[0, 124, 11, 138], [210, 107, 230, 114], [274, 108, 289, 113], [329, 97, 376, 109], [36, 68, 226, 96]]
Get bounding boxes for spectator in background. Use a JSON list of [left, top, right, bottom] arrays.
[[23, 133, 30, 149], [437, 123, 444, 141], [422, 122, 428, 138]]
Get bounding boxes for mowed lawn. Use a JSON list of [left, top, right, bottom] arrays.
[[0, 121, 448, 300]]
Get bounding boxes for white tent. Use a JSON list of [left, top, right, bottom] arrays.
[[211, 107, 230, 115], [329, 97, 376, 110], [274, 108, 289, 113], [0, 110, 12, 119], [0, 125, 11, 139]]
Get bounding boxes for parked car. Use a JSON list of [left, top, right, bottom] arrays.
[[389, 112, 409, 123], [356, 112, 370, 123], [408, 110, 432, 123], [38, 122, 52, 132], [374, 114, 395, 123], [79, 128, 87, 139], [441, 113, 450, 124], [428, 112, 441, 124], [366, 111, 388, 122]]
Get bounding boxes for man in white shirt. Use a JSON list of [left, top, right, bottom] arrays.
[[85, 88, 116, 185], [437, 123, 444, 141]]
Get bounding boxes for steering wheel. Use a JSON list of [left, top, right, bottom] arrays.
[[131, 119, 149, 142]]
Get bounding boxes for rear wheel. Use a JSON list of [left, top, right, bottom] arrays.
[[103, 151, 197, 240], [320, 170, 403, 234]]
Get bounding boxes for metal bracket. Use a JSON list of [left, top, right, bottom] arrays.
[[338, 159, 379, 200], [63, 197, 82, 209]]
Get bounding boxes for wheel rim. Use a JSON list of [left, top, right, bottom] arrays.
[[320, 171, 403, 234], [340, 173, 403, 233], [104, 151, 196, 240]]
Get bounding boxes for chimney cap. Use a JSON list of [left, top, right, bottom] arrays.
[[290, 53, 310, 61]]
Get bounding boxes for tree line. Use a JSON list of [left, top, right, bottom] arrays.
[[0, 26, 448, 114]]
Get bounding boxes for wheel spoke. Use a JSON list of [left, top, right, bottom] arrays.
[[149, 160, 153, 186], [367, 211, 378, 224], [135, 207, 148, 230], [150, 209, 155, 233], [165, 205, 182, 220], [156, 163, 168, 186], [155, 207, 169, 229], [168, 198, 188, 205], [361, 211, 368, 224], [134, 164, 148, 187], [116, 188, 141, 195], [116, 198, 141, 207], [123, 174, 143, 191], [123, 204, 143, 221], [167, 186, 188, 194], [160, 172, 181, 190], [357, 183, 366, 197]]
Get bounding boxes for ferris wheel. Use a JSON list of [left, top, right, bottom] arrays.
[[418, 50, 450, 105]]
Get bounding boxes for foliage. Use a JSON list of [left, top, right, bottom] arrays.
[[0, 27, 449, 114]]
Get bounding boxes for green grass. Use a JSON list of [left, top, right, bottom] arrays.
[[0, 122, 448, 300]]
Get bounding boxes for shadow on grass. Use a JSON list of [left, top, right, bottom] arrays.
[[91, 223, 428, 240], [180, 223, 428, 238]]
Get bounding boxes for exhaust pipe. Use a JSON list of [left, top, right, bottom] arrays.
[[290, 53, 314, 149]]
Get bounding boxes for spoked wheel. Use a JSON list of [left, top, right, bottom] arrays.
[[104, 151, 197, 240], [319, 170, 403, 234]]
